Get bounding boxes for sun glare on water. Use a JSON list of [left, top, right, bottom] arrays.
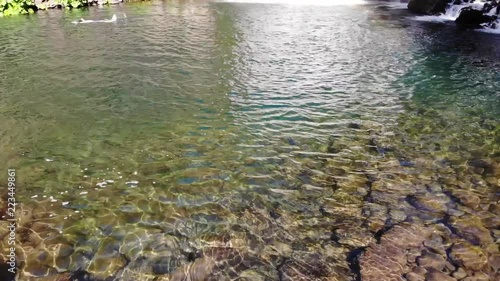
[[216, 0, 366, 5]]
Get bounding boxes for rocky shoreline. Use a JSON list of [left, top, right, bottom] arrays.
[[34, 0, 124, 10], [408, 0, 500, 30]]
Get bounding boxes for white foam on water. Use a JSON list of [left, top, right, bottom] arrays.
[[478, 25, 500, 34], [216, 0, 366, 5], [412, 1, 499, 34], [72, 14, 118, 24], [385, 2, 408, 9], [414, 2, 486, 22], [413, 15, 449, 22], [96, 181, 107, 188]]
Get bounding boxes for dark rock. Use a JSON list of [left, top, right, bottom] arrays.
[[0, 262, 15, 281], [408, 0, 450, 15], [456, 8, 497, 29], [347, 123, 361, 129], [483, 1, 499, 14]]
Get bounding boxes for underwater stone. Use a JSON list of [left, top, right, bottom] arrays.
[[87, 255, 127, 280], [451, 190, 481, 209], [332, 226, 376, 247], [426, 268, 457, 281], [169, 256, 215, 281], [449, 216, 494, 245], [417, 251, 447, 271], [489, 253, 500, 272], [150, 256, 182, 275], [423, 235, 446, 256], [407, 247, 422, 264], [462, 271, 492, 281], [411, 193, 451, 213], [360, 242, 406, 281], [140, 162, 171, 176], [360, 224, 433, 281], [362, 203, 388, 233], [389, 209, 407, 224], [449, 241, 488, 271], [453, 267, 468, 279], [405, 271, 425, 281]]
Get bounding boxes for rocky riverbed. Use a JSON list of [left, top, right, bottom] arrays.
[[1, 101, 498, 281], [0, 1, 499, 280]]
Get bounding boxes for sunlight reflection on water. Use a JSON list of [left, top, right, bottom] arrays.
[[217, 0, 367, 6]]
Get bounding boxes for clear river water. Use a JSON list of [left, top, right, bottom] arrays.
[[0, 1, 499, 280]]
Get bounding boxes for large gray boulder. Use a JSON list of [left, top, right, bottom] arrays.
[[408, 0, 450, 15]]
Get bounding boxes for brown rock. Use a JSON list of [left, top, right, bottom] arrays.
[[413, 266, 427, 276], [450, 216, 494, 245], [489, 253, 500, 272], [360, 243, 406, 281], [406, 272, 425, 281], [452, 190, 481, 209], [423, 234, 446, 256], [462, 271, 491, 281], [408, 248, 423, 263], [426, 269, 457, 281], [413, 193, 450, 213], [488, 203, 500, 215], [379, 224, 433, 248], [417, 251, 447, 271], [333, 226, 376, 247], [452, 267, 467, 279], [449, 241, 488, 271], [360, 224, 433, 281]]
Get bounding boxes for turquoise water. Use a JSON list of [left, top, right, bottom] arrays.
[[0, 1, 499, 280]]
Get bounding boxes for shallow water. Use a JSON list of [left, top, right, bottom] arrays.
[[0, 1, 499, 280]]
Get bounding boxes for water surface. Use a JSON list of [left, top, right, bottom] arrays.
[[0, 1, 499, 280]]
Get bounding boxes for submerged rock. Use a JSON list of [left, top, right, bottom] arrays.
[[417, 251, 447, 271], [449, 241, 489, 271], [426, 268, 457, 281], [360, 224, 433, 281], [449, 216, 494, 245], [408, 0, 450, 15]]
